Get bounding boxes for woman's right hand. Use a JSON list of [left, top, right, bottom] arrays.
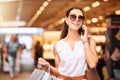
[[38, 57, 49, 68], [80, 25, 88, 43]]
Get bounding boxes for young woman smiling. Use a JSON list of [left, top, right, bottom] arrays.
[[38, 7, 98, 80]]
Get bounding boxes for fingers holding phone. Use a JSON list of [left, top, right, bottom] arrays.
[[81, 25, 88, 42], [82, 25, 88, 36]]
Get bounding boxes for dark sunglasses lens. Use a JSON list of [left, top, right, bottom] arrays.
[[79, 16, 85, 21], [70, 15, 76, 21]]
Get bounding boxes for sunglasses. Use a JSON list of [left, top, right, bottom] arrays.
[[69, 14, 85, 22]]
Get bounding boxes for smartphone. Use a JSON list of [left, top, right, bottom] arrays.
[[80, 25, 84, 35]]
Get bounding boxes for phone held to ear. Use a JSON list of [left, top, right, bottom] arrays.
[[80, 27, 84, 35]]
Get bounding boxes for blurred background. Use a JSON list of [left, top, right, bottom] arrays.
[[0, 0, 120, 80]]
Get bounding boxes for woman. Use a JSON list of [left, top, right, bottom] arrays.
[[38, 7, 98, 80], [4, 34, 20, 78]]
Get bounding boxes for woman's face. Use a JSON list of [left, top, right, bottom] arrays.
[[66, 9, 84, 31]]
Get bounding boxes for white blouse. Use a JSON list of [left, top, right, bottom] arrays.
[[56, 39, 88, 77]]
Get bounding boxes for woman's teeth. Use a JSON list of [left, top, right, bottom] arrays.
[[73, 23, 79, 26]]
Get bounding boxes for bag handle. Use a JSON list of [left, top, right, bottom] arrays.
[[37, 63, 49, 71], [37, 63, 56, 76], [85, 37, 97, 69]]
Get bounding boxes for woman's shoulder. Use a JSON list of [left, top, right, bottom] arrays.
[[53, 39, 64, 53], [53, 39, 63, 47], [56, 39, 63, 44]]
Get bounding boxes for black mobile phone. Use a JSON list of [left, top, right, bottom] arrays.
[[80, 25, 84, 35]]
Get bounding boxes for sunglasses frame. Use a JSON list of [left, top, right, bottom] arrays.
[[69, 14, 85, 22]]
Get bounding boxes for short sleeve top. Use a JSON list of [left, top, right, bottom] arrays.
[[7, 42, 19, 57]]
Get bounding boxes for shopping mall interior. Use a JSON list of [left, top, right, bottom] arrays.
[[0, 0, 120, 80]]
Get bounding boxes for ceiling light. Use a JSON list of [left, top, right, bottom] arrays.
[[0, 28, 44, 34], [34, 14, 39, 19], [102, 23, 107, 27], [48, 18, 64, 29], [48, 24, 54, 29], [115, 10, 120, 15], [99, 27, 107, 32], [103, 0, 109, 2], [54, 22, 59, 26], [47, 0, 51, 2], [55, 18, 64, 25], [43, 1, 48, 7], [39, 6, 45, 11], [0, 21, 26, 27], [27, 0, 52, 26], [86, 20, 91, 24], [92, 1, 100, 8], [37, 10, 42, 15], [83, 6, 91, 12], [92, 35, 106, 43], [0, 0, 20, 2], [91, 18, 98, 23], [98, 16, 104, 20], [89, 27, 106, 33]]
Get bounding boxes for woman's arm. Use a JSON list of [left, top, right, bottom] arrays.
[[84, 37, 98, 69], [81, 25, 98, 69], [49, 43, 60, 76], [38, 43, 60, 76]]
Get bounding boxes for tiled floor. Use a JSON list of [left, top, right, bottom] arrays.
[[0, 50, 35, 80], [0, 71, 32, 80], [0, 62, 34, 80]]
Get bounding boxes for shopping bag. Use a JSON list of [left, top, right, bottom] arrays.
[[85, 68, 101, 80], [29, 65, 56, 80]]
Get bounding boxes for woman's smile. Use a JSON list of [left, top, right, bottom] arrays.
[[72, 22, 80, 27]]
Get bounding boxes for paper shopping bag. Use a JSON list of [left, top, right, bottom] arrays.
[[29, 68, 56, 80]]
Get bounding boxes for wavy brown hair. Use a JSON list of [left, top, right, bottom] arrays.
[[60, 7, 85, 39]]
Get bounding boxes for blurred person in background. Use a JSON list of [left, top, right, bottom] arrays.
[[38, 7, 98, 80], [111, 44, 120, 80], [34, 41, 43, 68], [97, 43, 106, 80], [4, 34, 21, 78], [104, 32, 115, 80]]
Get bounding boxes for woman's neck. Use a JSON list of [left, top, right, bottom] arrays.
[[65, 30, 81, 41]]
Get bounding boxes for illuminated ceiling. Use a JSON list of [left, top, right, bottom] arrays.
[[0, 0, 120, 33]]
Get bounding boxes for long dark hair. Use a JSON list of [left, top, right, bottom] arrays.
[[60, 7, 84, 39]]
